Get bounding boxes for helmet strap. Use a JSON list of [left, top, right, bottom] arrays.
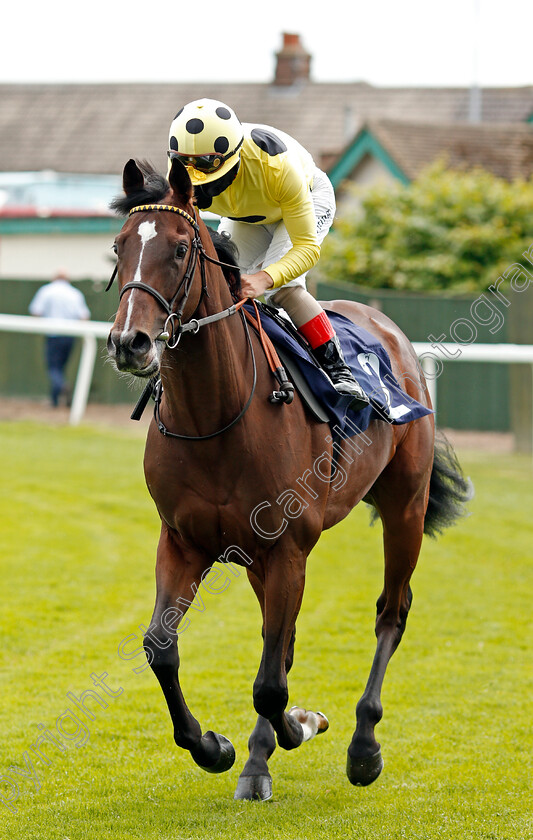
[[195, 161, 241, 208]]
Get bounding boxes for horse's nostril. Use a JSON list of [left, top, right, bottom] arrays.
[[107, 329, 153, 365], [107, 333, 117, 354], [130, 331, 152, 355]]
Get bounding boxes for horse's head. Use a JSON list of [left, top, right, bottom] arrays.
[[107, 158, 202, 376]]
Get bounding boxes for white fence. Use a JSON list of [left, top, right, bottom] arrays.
[[1, 314, 533, 441], [0, 314, 110, 425], [414, 342, 533, 412]]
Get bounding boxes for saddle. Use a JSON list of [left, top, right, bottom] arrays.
[[242, 303, 434, 435]]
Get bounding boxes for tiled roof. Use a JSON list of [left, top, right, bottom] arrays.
[[364, 120, 533, 180], [1, 82, 533, 176]]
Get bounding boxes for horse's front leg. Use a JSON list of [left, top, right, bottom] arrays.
[[234, 569, 296, 801], [251, 553, 328, 756], [143, 523, 235, 774]]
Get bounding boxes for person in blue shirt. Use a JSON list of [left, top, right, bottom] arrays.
[[29, 270, 90, 407]]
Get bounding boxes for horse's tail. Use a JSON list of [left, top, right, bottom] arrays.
[[424, 432, 473, 538]]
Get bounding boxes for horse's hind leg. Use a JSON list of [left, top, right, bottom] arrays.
[[235, 571, 297, 801], [347, 461, 430, 787], [143, 524, 236, 774]]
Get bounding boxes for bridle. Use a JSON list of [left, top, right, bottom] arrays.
[[107, 202, 260, 440], [108, 204, 214, 349], [107, 203, 255, 349]]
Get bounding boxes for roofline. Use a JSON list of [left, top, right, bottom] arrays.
[[328, 127, 410, 188], [1, 81, 532, 92]]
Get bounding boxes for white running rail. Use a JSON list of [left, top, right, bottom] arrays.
[[414, 341, 533, 413], [1, 314, 533, 434], [0, 314, 111, 425]]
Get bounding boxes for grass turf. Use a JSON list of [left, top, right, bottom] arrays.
[[0, 421, 531, 840]]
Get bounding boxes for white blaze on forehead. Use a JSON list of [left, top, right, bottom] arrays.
[[124, 219, 158, 333], [133, 220, 158, 283]]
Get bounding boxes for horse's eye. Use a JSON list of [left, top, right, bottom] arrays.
[[175, 243, 188, 260], [112, 243, 118, 255]]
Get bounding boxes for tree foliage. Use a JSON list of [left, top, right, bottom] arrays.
[[320, 162, 533, 293]]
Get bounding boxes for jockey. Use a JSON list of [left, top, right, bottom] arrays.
[[168, 98, 369, 409]]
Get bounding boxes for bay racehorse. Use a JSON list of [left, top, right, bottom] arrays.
[[106, 158, 470, 801]]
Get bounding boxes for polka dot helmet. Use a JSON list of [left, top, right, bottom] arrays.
[[168, 98, 244, 185]]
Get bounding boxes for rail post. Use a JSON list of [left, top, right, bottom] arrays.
[[70, 334, 98, 425]]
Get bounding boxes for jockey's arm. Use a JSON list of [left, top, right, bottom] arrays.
[[264, 163, 320, 288], [239, 162, 320, 299]]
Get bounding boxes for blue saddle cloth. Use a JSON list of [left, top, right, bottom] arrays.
[[251, 305, 433, 436]]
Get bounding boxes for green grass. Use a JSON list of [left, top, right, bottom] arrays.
[[0, 421, 531, 840]]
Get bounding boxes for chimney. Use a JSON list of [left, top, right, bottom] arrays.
[[273, 33, 311, 87]]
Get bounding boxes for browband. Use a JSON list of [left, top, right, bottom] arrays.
[[129, 204, 198, 228]]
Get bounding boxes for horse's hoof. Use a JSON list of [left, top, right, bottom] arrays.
[[234, 774, 273, 801], [346, 749, 384, 786], [288, 706, 329, 741], [194, 732, 236, 774], [316, 711, 330, 735]]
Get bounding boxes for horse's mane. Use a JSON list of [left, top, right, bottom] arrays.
[[109, 161, 168, 215], [109, 161, 241, 294], [208, 230, 241, 295]]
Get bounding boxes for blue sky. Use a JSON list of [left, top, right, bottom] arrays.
[[2, 0, 531, 88]]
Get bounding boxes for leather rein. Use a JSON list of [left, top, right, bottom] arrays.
[[107, 203, 293, 441]]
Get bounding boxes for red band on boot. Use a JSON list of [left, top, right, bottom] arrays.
[[298, 312, 335, 349]]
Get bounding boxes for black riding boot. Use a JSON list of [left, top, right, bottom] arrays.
[[313, 335, 369, 410]]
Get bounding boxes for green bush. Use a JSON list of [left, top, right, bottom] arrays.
[[321, 162, 533, 292]]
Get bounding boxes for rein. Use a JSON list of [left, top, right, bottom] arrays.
[[109, 201, 294, 440], [153, 308, 258, 441]]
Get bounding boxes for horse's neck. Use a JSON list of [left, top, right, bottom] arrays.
[[161, 265, 251, 432]]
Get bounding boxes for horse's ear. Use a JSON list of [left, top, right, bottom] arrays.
[[168, 157, 193, 204], [123, 159, 144, 196]]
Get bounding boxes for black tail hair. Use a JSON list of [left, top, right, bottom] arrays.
[[424, 431, 473, 538]]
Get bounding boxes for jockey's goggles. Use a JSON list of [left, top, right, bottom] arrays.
[[167, 137, 243, 175]]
